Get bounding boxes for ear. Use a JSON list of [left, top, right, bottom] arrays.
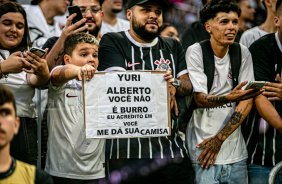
[[204, 21, 211, 34], [64, 54, 71, 65], [14, 117, 20, 135], [127, 9, 132, 21], [264, 0, 271, 7], [274, 16, 280, 29], [101, 11, 104, 19]]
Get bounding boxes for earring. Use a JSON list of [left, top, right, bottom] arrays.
[[208, 30, 211, 33]]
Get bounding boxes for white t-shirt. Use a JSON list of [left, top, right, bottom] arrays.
[[45, 66, 105, 180], [240, 26, 268, 48], [186, 43, 254, 164], [0, 50, 36, 118], [100, 18, 130, 36], [23, 5, 62, 48]]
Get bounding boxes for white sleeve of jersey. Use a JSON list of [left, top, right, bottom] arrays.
[[238, 44, 255, 90], [186, 43, 208, 94]]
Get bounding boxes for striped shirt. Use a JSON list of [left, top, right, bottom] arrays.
[[98, 31, 189, 159], [242, 33, 282, 166]]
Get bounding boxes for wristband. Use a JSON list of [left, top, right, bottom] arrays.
[[0, 62, 8, 81]]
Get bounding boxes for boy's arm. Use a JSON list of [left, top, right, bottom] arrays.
[[51, 64, 95, 86], [196, 98, 253, 168]]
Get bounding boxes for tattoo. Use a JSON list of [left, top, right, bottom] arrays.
[[202, 94, 208, 100], [206, 136, 223, 153], [54, 51, 64, 65], [219, 109, 243, 140], [217, 15, 228, 21], [176, 78, 192, 96], [207, 96, 229, 104]]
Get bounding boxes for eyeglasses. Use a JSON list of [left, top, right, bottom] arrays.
[[80, 6, 101, 15]]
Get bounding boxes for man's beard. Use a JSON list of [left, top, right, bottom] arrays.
[[88, 23, 101, 37], [132, 15, 160, 41], [112, 8, 122, 14]]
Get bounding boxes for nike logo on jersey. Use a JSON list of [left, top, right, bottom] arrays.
[[66, 93, 78, 98], [127, 62, 140, 67]]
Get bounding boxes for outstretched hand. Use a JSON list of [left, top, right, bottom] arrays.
[[227, 81, 262, 102], [77, 64, 96, 81], [263, 74, 282, 101], [197, 136, 223, 169]]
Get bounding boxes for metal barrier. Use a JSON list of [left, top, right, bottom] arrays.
[[268, 161, 282, 184]]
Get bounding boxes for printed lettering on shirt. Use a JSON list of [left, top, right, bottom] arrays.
[[228, 67, 232, 79]]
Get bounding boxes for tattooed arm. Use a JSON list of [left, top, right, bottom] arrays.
[[196, 98, 253, 168], [46, 14, 88, 71], [46, 37, 65, 72], [175, 74, 193, 96], [195, 81, 262, 108]]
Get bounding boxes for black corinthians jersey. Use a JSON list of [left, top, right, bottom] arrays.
[[98, 31, 188, 159]]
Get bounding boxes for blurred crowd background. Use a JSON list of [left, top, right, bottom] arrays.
[[15, 0, 266, 40]]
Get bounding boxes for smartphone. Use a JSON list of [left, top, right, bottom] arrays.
[[30, 47, 46, 57], [245, 81, 266, 90], [68, 6, 87, 32]]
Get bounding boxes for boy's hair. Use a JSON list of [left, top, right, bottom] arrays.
[[276, 0, 282, 16], [0, 85, 16, 115], [200, 0, 241, 26], [159, 23, 175, 33], [63, 33, 99, 56]]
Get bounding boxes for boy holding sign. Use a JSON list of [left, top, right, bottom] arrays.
[[45, 33, 105, 183]]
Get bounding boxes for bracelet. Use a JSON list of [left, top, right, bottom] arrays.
[[0, 62, 8, 80]]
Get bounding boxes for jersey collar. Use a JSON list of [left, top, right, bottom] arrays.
[[275, 32, 282, 53], [125, 30, 158, 47]]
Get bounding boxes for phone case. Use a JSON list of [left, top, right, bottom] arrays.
[[30, 48, 46, 57], [68, 6, 87, 32], [245, 81, 266, 90]]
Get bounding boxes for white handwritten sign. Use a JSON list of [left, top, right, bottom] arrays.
[[83, 71, 170, 138]]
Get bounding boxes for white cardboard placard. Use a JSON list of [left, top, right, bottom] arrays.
[[83, 71, 171, 138]]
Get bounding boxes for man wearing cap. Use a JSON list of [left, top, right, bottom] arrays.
[[98, 0, 194, 183]]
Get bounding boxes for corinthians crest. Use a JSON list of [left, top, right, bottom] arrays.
[[154, 58, 171, 71]]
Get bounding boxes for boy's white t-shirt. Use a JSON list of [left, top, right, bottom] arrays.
[[45, 66, 105, 180], [186, 43, 254, 164]]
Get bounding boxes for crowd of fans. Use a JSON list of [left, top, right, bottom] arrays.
[[1, 0, 282, 184]]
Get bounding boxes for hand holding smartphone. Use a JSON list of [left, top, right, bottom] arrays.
[[245, 81, 266, 90], [29, 47, 46, 57], [68, 6, 87, 32]]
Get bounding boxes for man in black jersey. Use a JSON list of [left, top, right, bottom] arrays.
[[242, 0, 282, 183], [0, 85, 53, 184], [98, 0, 194, 183]]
